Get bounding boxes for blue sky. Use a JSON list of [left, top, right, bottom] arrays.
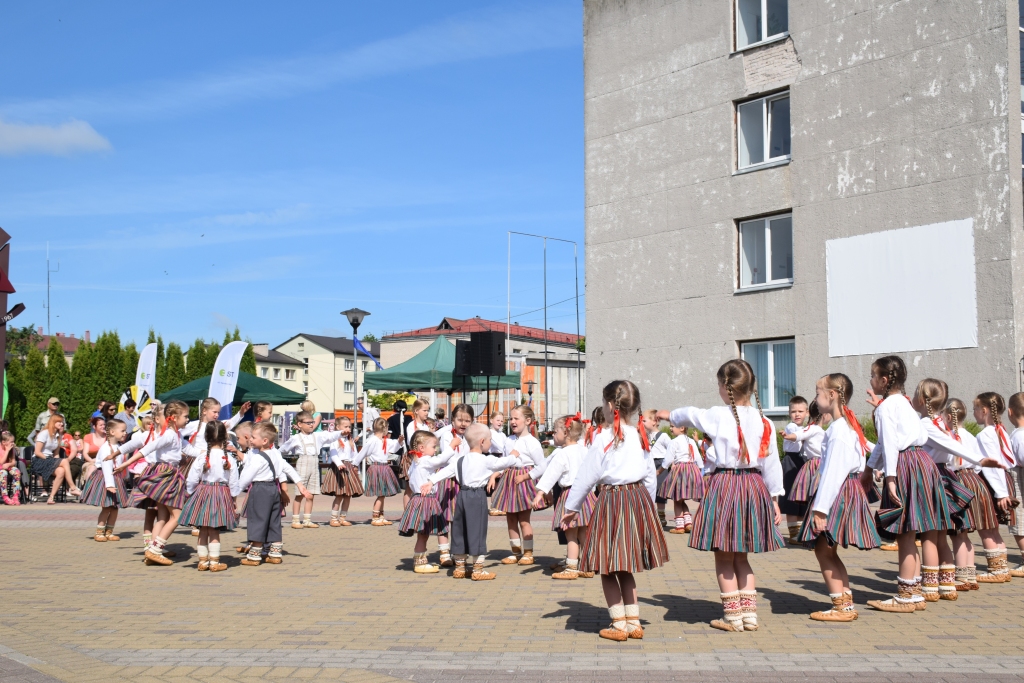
[[0, 2, 584, 349]]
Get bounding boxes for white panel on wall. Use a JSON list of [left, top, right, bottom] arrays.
[[825, 219, 977, 357]]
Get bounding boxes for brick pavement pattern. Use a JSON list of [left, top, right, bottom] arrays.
[[2, 500, 1023, 683]]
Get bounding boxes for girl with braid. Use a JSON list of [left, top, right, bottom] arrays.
[[909, 379, 983, 602], [799, 374, 880, 622], [944, 398, 1011, 589], [661, 359, 784, 633], [1004, 393, 1024, 578], [862, 356, 954, 613], [564, 380, 667, 642], [179, 421, 240, 572], [972, 392, 1019, 582]]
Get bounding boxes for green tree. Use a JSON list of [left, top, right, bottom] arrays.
[[91, 331, 123, 404], [231, 327, 242, 342], [204, 342, 221, 377], [368, 391, 416, 410], [240, 341, 256, 375], [45, 337, 71, 410], [164, 343, 186, 392], [120, 342, 139, 395], [68, 339, 95, 434], [23, 344, 48, 432], [361, 333, 379, 343], [6, 324, 42, 361], [154, 334, 167, 395], [185, 339, 208, 383], [576, 337, 586, 353], [4, 357, 29, 443]]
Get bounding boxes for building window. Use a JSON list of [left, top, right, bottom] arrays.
[[285, 369, 296, 381], [273, 368, 281, 380], [738, 213, 793, 289], [297, 342, 304, 351], [741, 339, 796, 413], [344, 381, 355, 393], [737, 92, 790, 169], [303, 381, 308, 394], [344, 359, 354, 371], [260, 367, 268, 378], [736, 0, 788, 50], [361, 360, 368, 372], [344, 403, 353, 411]]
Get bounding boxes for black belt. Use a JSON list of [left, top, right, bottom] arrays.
[[714, 468, 758, 475], [250, 480, 278, 486]]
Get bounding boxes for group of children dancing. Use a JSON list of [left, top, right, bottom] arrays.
[[73, 354, 1024, 641]]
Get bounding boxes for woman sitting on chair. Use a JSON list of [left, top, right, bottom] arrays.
[[33, 415, 81, 504]]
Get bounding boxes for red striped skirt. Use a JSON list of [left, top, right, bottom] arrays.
[[657, 461, 704, 501], [789, 458, 821, 502], [399, 452, 413, 481], [179, 482, 238, 530], [364, 463, 401, 498], [437, 476, 460, 522], [552, 487, 597, 530], [131, 462, 187, 510], [321, 462, 364, 497], [492, 467, 542, 513], [876, 447, 953, 537], [797, 473, 881, 549], [689, 468, 783, 553], [954, 468, 1000, 532], [579, 481, 668, 574], [398, 493, 448, 537], [79, 469, 130, 508]]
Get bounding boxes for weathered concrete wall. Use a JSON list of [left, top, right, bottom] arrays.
[[584, 0, 1023, 414]]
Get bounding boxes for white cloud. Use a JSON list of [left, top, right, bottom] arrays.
[[0, 3, 579, 124], [0, 118, 111, 156], [211, 312, 237, 330]]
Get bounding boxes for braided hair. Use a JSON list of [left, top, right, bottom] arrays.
[[202, 421, 230, 472], [915, 378, 949, 421], [821, 373, 868, 455], [601, 380, 642, 449], [872, 355, 907, 399], [717, 359, 754, 462], [944, 398, 967, 440]]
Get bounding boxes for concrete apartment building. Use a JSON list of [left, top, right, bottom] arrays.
[[584, 0, 1024, 416]]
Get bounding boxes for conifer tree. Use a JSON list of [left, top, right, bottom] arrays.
[[240, 341, 257, 375], [24, 345, 48, 432], [120, 342, 139, 396], [185, 339, 207, 383], [4, 358, 29, 442], [45, 337, 71, 412], [164, 343, 186, 392], [155, 334, 167, 395], [68, 339, 95, 434]]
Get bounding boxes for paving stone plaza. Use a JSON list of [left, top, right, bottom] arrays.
[[1, 498, 1022, 683]]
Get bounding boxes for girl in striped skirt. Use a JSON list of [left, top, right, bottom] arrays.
[[322, 417, 363, 527], [492, 405, 546, 566], [972, 392, 1020, 582], [399, 430, 451, 573], [863, 356, 955, 613], [564, 380, 667, 642], [784, 401, 826, 509], [532, 414, 596, 580], [1004, 394, 1024, 578], [944, 399, 1012, 590], [657, 424, 704, 535], [663, 359, 784, 633], [80, 419, 131, 542], [403, 400, 433, 508], [352, 418, 402, 526], [799, 374, 880, 622], [115, 400, 203, 566], [180, 422, 240, 572]]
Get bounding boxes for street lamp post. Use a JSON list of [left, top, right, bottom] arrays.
[[342, 308, 370, 435]]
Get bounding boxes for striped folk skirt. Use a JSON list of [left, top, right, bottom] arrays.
[[551, 487, 597, 531], [779, 452, 808, 517], [492, 467, 541, 513], [937, 464, 976, 532], [79, 469, 131, 508], [398, 493, 448, 537], [875, 447, 953, 538], [131, 462, 187, 510], [789, 458, 822, 502], [321, 462, 364, 497], [437, 477, 460, 522], [657, 461, 704, 501], [797, 473, 881, 549], [179, 455, 197, 478], [954, 468, 1000, 532], [399, 452, 413, 481], [690, 468, 783, 553], [179, 482, 238, 531], [580, 481, 668, 574], [364, 463, 401, 498]]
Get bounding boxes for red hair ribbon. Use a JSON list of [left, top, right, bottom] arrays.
[[564, 413, 582, 430], [189, 424, 200, 444], [409, 450, 423, 459], [995, 423, 1015, 467], [736, 416, 773, 465], [687, 440, 696, 460], [844, 407, 868, 456], [143, 424, 155, 446]]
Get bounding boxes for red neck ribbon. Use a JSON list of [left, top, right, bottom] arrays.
[[995, 423, 1015, 467]]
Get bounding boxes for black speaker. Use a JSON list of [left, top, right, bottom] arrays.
[[454, 339, 471, 376], [469, 331, 506, 376]]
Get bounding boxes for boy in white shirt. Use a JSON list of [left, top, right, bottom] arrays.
[[780, 396, 809, 543]]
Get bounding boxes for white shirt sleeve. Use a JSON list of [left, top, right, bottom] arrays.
[[535, 451, 567, 494], [876, 405, 901, 477], [228, 456, 241, 496], [185, 454, 204, 495], [759, 423, 784, 497], [565, 443, 602, 513]]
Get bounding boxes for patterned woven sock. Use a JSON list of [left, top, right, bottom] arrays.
[[921, 566, 939, 599], [739, 590, 758, 630], [675, 516, 686, 529]]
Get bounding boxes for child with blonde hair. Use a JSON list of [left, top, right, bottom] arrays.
[[399, 430, 451, 573], [321, 416, 362, 527], [657, 423, 704, 534], [180, 421, 240, 572], [280, 410, 344, 528], [492, 405, 545, 565], [79, 419, 131, 541], [352, 417, 402, 526]]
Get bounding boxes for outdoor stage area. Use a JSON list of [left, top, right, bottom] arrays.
[[1, 498, 1022, 683]]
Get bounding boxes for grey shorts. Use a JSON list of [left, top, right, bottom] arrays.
[[295, 455, 321, 495], [1008, 467, 1024, 537]]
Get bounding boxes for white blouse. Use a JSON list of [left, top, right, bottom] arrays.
[[281, 431, 343, 458], [565, 425, 656, 512], [975, 426, 1012, 499], [1011, 427, 1024, 469], [792, 424, 825, 460], [185, 448, 241, 496], [96, 442, 123, 489], [329, 437, 358, 467], [504, 433, 545, 468], [139, 428, 204, 465], [407, 451, 454, 493], [34, 431, 61, 457], [489, 429, 507, 455], [430, 451, 519, 489], [811, 419, 865, 515], [534, 443, 587, 493], [920, 417, 988, 469], [649, 431, 671, 461], [870, 394, 928, 477], [782, 422, 803, 453], [669, 405, 784, 496], [660, 434, 703, 469], [352, 434, 401, 466]]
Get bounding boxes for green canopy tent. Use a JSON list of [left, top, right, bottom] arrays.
[[159, 371, 306, 405], [362, 335, 520, 392]]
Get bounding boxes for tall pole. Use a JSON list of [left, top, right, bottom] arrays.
[[543, 237, 549, 431], [574, 243, 582, 412], [45, 243, 59, 335], [353, 338, 358, 434]]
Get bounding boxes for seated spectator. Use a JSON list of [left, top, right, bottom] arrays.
[[33, 415, 81, 504], [1, 432, 21, 505], [114, 399, 138, 434]]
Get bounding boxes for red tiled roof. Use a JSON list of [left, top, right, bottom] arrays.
[[37, 334, 81, 355], [382, 317, 580, 346]]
